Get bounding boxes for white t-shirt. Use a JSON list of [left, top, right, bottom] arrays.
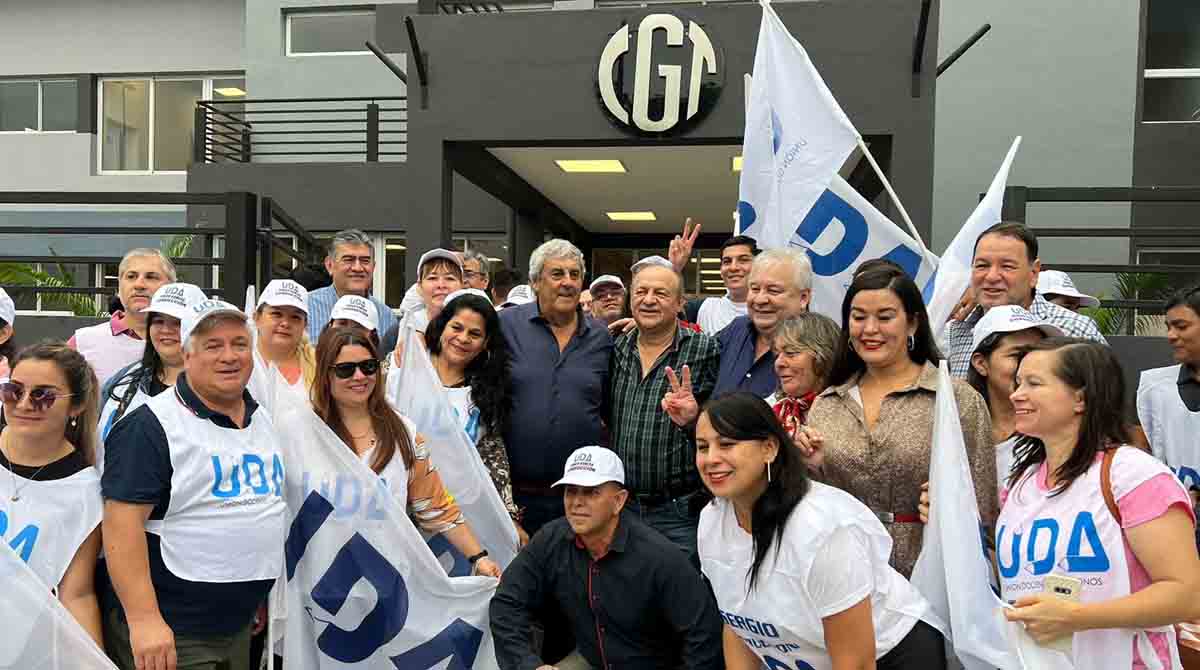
[[995, 434, 1020, 497], [444, 384, 484, 443], [699, 483, 933, 670], [697, 294, 747, 334]]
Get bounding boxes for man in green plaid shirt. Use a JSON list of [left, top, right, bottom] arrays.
[[608, 256, 720, 561]]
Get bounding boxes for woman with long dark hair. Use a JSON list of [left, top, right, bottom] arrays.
[[423, 289, 520, 526], [994, 338, 1200, 668], [98, 283, 205, 449], [796, 265, 996, 577], [0, 342, 104, 645], [696, 392, 945, 670], [312, 327, 502, 577]]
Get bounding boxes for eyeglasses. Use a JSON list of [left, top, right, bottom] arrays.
[[330, 359, 380, 379], [0, 382, 75, 412]]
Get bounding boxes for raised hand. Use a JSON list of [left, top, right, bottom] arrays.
[[668, 218, 702, 273], [793, 425, 826, 470], [661, 365, 699, 427]]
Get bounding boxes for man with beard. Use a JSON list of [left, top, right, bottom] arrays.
[[70, 248, 174, 385], [305, 229, 398, 354], [499, 239, 614, 535]]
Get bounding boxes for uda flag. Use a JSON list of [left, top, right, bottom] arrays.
[[275, 402, 502, 669], [0, 542, 117, 670], [737, 1, 859, 251], [385, 323, 520, 571], [926, 137, 1022, 338]]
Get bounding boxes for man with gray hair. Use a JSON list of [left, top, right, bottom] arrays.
[[70, 247, 176, 385], [102, 299, 285, 670], [607, 255, 719, 558], [305, 229, 397, 353], [499, 238, 614, 536], [461, 248, 492, 291], [713, 247, 813, 397]]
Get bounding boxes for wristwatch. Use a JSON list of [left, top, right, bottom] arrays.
[[467, 550, 489, 564]]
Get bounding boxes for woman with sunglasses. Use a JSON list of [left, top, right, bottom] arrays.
[[0, 287, 15, 381], [313, 327, 502, 577], [696, 393, 945, 670], [0, 342, 104, 645], [423, 289, 521, 530], [98, 283, 206, 450]]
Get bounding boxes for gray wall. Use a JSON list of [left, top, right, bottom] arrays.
[[933, 0, 1142, 296]]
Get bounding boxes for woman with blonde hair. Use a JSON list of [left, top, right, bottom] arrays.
[[0, 341, 104, 645], [768, 312, 842, 441], [251, 279, 317, 410]]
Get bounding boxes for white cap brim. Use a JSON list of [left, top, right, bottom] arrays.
[[418, 249, 464, 274], [552, 472, 621, 488]]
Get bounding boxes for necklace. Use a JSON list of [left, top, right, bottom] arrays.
[[349, 427, 378, 449], [0, 439, 52, 503]]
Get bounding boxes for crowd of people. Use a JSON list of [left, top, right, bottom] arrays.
[[0, 217, 1198, 670]]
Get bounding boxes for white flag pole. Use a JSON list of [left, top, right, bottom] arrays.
[[856, 136, 930, 257]]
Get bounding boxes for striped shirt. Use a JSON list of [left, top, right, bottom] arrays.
[[609, 324, 720, 495], [306, 285, 399, 353], [945, 293, 1107, 377]]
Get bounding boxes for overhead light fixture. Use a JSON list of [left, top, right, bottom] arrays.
[[385, 244, 407, 251], [606, 211, 656, 222], [214, 87, 247, 97], [701, 270, 722, 275], [701, 257, 720, 264], [556, 159, 626, 174], [732, 156, 743, 172]]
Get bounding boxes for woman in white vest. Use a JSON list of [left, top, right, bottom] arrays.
[[422, 289, 522, 532], [0, 287, 15, 381], [963, 305, 1062, 494], [311, 326, 502, 578], [695, 392, 946, 670], [0, 342, 103, 645], [98, 283, 207, 449], [249, 279, 316, 412], [998, 338, 1200, 668]]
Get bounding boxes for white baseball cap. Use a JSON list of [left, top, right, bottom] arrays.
[[181, 299, 250, 347], [444, 288, 493, 307], [1037, 270, 1100, 308], [630, 255, 674, 275], [504, 285, 534, 306], [589, 275, 625, 293], [972, 305, 1065, 354], [330, 294, 379, 332], [552, 446, 625, 488], [257, 279, 309, 315], [0, 288, 14, 326], [417, 249, 464, 276], [146, 283, 207, 322]]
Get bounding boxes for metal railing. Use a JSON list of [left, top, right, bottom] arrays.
[[194, 96, 408, 164], [257, 196, 325, 290]]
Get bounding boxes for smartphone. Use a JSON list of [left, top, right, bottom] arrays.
[[1040, 574, 1083, 653]]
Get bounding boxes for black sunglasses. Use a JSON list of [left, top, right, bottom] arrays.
[[0, 381, 75, 412], [330, 359, 380, 379]]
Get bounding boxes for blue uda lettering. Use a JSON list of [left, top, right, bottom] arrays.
[[1173, 466, 1200, 491], [211, 454, 285, 498], [997, 511, 1110, 579], [763, 654, 816, 670], [0, 510, 39, 562]]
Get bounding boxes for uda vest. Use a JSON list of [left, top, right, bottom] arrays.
[[998, 447, 1184, 669], [1138, 365, 1200, 493], [143, 388, 287, 583], [73, 322, 145, 387], [0, 467, 101, 589]]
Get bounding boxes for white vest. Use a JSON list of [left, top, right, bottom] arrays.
[[0, 467, 101, 589], [995, 435, 1020, 497], [1138, 365, 1200, 492], [699, 483, 934, 670], [97, 372, 155, 473], [697, 295, 746, 334], [73, 321, 145, 386], [143, 388, 287, 583], [998, 447, 1185, 669], [248, 350, 310, 419]]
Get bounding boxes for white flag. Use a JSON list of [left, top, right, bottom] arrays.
[[910, 362, 1070, 670], [737, 2, 860, 251], [385, 324, 520, 570], [276, 403, 501, 669], [926, 137, 1022, 337], [0, 544, 118, 670]]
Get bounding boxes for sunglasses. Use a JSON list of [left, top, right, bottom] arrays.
[[330, 359, 380, 379], [0, 382, 75, 412]]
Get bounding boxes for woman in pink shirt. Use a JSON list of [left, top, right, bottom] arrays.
[[1000, 338, 1200, 668]]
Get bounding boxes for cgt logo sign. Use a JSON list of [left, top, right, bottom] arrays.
[[598, 13, 723, 135]]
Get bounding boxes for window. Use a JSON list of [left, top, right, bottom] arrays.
[[0, 79, 77, 132], [384, 237, 408, 306], [99, 77, 246, 173], [286, 10, 376, 56], [1143, 1, 1200, 122]]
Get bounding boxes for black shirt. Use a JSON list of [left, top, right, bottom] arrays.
[[101, 373, 271, 636], [490, 510, 724, 670], [1177, 364, 1200, 412], [0, 447, 89, 480]]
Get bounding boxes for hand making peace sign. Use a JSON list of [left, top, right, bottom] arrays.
[[661, 365, 700, 427], [668, 218, 702, 274]]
